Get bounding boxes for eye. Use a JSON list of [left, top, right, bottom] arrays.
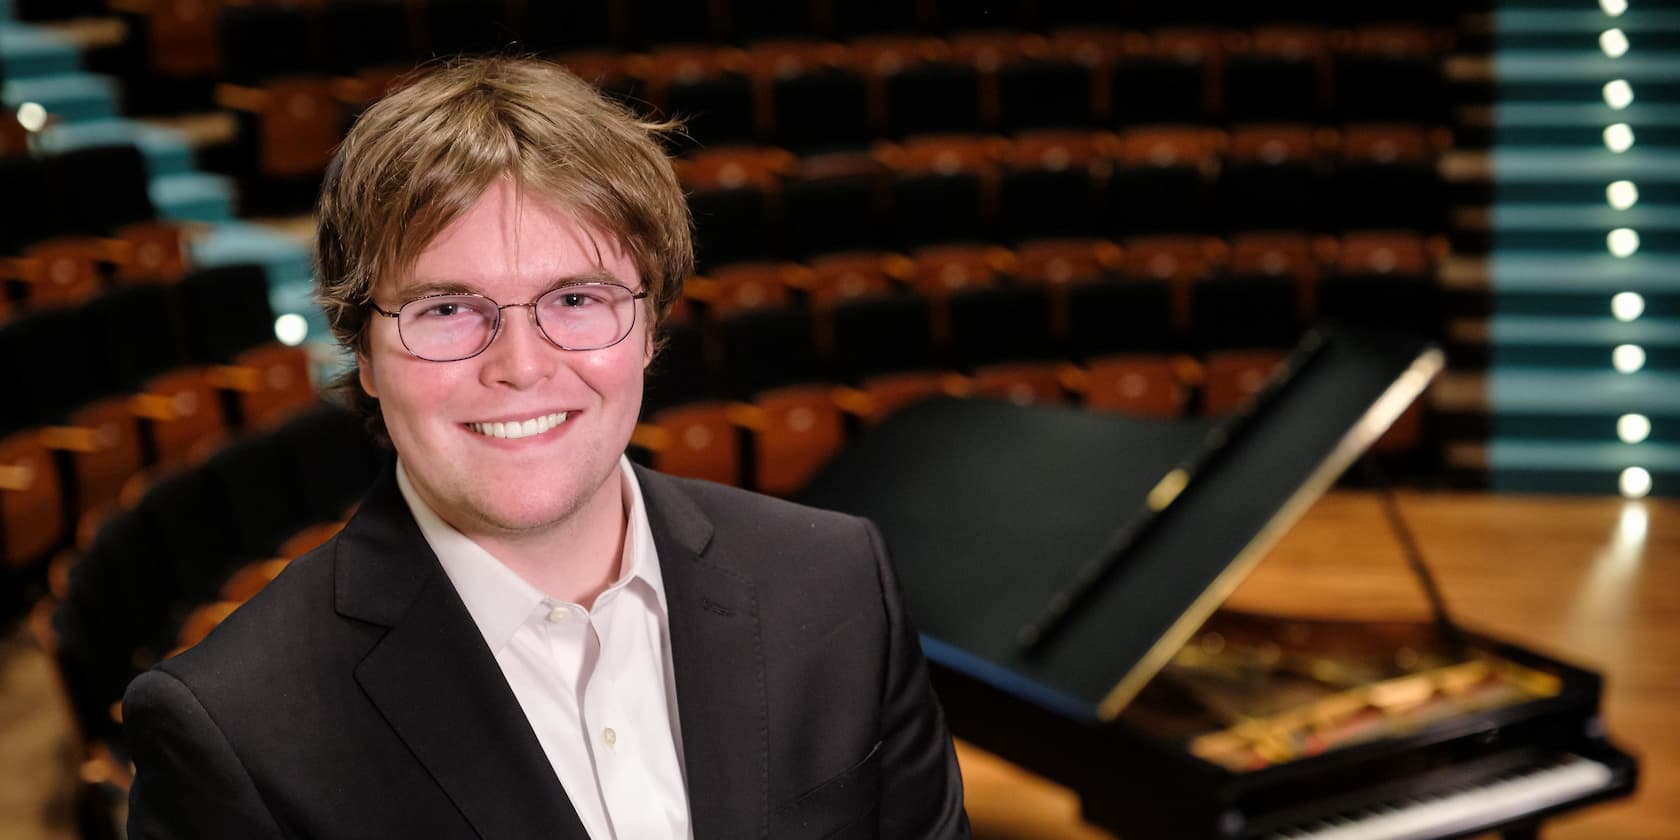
[[409, 296, 483, 319], [554, 287, 613, 308]]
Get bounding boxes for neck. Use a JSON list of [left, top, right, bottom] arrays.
[[483, 473, 628, 609]]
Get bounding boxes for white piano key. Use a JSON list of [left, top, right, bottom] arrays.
[[1274, 755, 1615, 840]]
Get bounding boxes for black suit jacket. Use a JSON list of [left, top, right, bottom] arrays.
[[123, 463, 969, 839]]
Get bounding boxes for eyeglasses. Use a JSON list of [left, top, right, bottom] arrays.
[[371, 282, 649, 362]]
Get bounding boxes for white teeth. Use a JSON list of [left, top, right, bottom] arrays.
[[469, 412, 569, 440]]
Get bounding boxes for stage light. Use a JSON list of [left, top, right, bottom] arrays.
[[1612, 291, 1645, 321], [274, 313, 309, 346], [1603, 79, 1634, 109], [16, 102, 47, 132], [1612, 344, 1645, 373], [1618, 414, 1651, 444], [1618, 503, 1648, 546], [1607, 180, 1638, 209], [1608, 227, 1640, 257], [1619, 467, 1651, 499], [1604, 123, 1635, 152], [1600, 0, 1628, 15], [1600, 29, 1629, 58]]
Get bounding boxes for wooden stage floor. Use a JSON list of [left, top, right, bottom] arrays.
[[959, 490, 1679, 839]]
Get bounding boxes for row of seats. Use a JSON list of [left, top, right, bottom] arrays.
[[642, 232, 1443, 412], [678, 129, 1447, 269], [0, 264, 315, 571], [45, 402, 381, 745], [112, 6, 1450, 210], [0, 144, 191, 313]]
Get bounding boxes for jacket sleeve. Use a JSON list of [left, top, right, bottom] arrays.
[[864, 518, 973, 839], [124, 668, 288, 840]]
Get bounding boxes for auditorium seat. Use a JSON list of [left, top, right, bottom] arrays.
[[122, 0, 224, 86], [838, 370, 967, 424], [997, 54, 1097, 132], [1215, 124, 1322, 234], [0, 306, 145, 522], [714, 304, 822, 397], [781, 160, 888, 259], [826, 291, 937, 382], [688, 184, 780, 272], [175, 264, 317, 430], [1319, 232, 1442, 337], [1106, 127, 1215, 237], [1332, 25, 1446, 125], [805, 252, 903, 308], [947, 283, 1056, 371], [1188, 272, 1302, 353], [879, 56, 986, 139], [998, 132, 1109, 244], [906, 243, 1012, 303], [41, 144, 190, 284], [647, 47, 757, 149], [0, 431, 64, 572], [770, 64, 873, 154], [1109, 31, 1216, 126], [969, 361, 1068, 406], [553, 51, 644, 107], [637, 403, 743, 486], [214, 3, 345, 212], [1064, 275, 1177, 359], [1202, 350, 1287, 414], [1119, 234, 1225, 332], [1229, 232, 1321, 319], [644, 317, 711, 416], [321, 0, 416, 111], [82, 284, 226, 467], [698, 261, 804, 316], [1078, 354, 1186, 417], [1220, 27, 1328, 124], [743, 383, 847, 496], [1328, 124, 1446, 232], [1012, 238, 1123, 288], [882, 135, 1003, 249], [0, 156, 101, 307]]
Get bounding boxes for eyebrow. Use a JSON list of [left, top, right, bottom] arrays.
[[390, 269, 631, 301]]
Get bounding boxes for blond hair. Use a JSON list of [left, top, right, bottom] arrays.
[[314, 56, 693, 440]]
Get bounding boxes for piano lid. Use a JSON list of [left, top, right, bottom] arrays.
[[796, 324, 1444, 722]]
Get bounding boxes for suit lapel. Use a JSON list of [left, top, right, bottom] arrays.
[[337, 466, 590, 840], [637, 466, 769, 840]]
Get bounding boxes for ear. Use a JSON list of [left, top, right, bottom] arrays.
[[357, 353, 379, 398]]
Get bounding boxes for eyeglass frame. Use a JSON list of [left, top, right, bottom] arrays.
[[369, 281, 651, 362]]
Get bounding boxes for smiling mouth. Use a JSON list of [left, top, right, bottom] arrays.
[[466, 412, 570, 440]]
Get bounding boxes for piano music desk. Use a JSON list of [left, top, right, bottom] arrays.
[[958, 489, 1678, 840]]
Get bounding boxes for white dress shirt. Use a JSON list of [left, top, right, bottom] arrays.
[[396, 456, 691, 840]]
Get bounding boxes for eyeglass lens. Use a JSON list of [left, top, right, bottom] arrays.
[[396, 284, 638, 361]]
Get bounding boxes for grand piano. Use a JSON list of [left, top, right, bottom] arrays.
[[797, 326, 1638, 839]]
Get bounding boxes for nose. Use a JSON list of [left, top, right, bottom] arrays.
[[477, 304, 558, 389]]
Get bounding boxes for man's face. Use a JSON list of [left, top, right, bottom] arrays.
[[359, 179, 651, 541]]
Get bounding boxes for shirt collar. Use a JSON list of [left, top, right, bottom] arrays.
[[396, 455, 666, 652]]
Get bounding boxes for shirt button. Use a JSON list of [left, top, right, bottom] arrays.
[[602, 727, 617, 748], [546, 605, 571, 623]]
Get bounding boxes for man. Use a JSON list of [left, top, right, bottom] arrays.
[[123, 57, 969, 839]]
